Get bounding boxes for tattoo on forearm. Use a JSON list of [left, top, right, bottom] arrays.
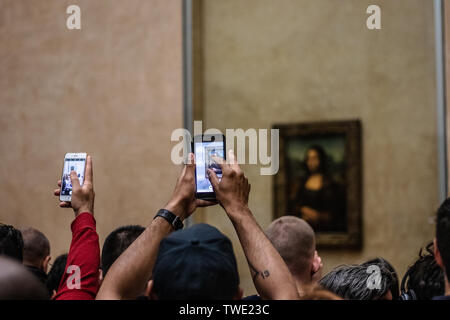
[[249, 262, 270, 281]]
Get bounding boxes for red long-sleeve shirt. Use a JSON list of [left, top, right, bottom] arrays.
[[53, 212, 100, 300]]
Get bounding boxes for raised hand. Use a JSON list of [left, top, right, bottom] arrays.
[[165, 153, 216, 220], [53, 155, 95, 217], [207, 150, 250, 214]]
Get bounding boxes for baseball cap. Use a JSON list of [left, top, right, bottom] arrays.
[[152, 223, 240, 300]]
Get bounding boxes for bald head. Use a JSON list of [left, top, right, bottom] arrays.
[[0, 256, 49, 299], [265, 216, 316, 277], [20, 227, 50, 268]]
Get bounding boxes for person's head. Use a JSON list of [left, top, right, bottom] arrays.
[[20, 227, 51, 272], [304, 145, 327, 174], [401, 242, 444, 300], [0, 223, 24, 262], [265, 216, 318, 283], [434, 198, 450, 284], [0, 256, 49, 299], [46, 253, 68, 298], [150, 223, 242, 300], [362, 257, 399, 300], [101, 225, 145, 278], [319, 262, 395, 300]]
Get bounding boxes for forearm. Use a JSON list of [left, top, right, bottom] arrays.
[[227, 207, 299, 300], [96, 217, 172, 300], [54, 212, 100, 300]]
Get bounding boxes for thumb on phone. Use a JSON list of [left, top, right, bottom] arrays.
[[70, 170, 80, 189], [208, 169, 220, 191]]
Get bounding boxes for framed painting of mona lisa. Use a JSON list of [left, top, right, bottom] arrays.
[[273, 120, 362, 249]]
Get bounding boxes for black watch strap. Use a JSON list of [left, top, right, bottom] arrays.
[[154, 209, 184, 230]]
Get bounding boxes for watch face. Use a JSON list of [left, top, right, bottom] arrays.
[[173, 216, 183, 230]]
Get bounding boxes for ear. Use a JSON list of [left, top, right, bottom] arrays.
[[98, 269, 103, 286], [146, 279, 159, 300], [311, 251, 323, 281], [42, 255, 51, 273], [434, 238, 445, 270], [233, 287, 244, 300], [312, 251, 320, 270]]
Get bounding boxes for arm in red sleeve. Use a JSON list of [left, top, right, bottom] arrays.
[[54, 212, 100, 300]]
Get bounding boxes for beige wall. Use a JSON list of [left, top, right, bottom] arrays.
[[0, 0, 183, 261], [198, 0, 440, 295], [0, 0, 442, 299]]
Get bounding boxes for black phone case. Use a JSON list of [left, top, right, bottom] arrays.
[[193, 134, 226, 200]]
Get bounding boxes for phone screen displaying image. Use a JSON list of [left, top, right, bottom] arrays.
[[195, 140, 224, 193], [60, 157, 86, 197]]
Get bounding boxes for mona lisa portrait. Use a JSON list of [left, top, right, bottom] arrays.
[[273, 120, 362, 248]]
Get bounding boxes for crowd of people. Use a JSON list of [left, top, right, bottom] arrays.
[[0, 152, 449, 300]]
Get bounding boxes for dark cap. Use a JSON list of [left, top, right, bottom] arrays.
[[152, 223, 239, 300]]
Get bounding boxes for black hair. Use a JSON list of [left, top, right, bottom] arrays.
[[362, 257, 399, 300], [401, 242, 445, 300], [46, 253, 68, 295], [0, 224, 24, 262], [319, 262, 396, 300], [436, 198, 450, 279], [101, 225, 145, 276]]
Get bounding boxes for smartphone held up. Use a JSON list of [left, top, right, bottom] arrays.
[[194, 135, 225, 201], [59, 153, 87, 202]]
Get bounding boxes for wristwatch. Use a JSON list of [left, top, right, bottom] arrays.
[[154, 208, 184, 230]]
